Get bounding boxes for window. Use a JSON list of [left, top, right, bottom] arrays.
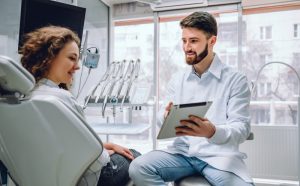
[[228, 54, 237, 67], [258, 82, 272, 97], [220, 53, 237, 68], [293, 81, 299, 96], [112, 22, 155, 153], [126, 33, 138, 41], [126, 47, 140, 56], [159, 20, 186, 101], [116, 33, 126, 41], [243, 7, 300, 125], [259, 54, 272, 64], [293, 23, 300, 38], [260, 26, 272, 40], [259, 109, 270, 124], [293, 52, 300, 63], [259, 83, 264, 96], [114, 23, 154, 62], [111, 5, 300, 153], [218, 22, 238, 42]]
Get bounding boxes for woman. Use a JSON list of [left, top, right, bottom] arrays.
[[19, 25, 140, 186]]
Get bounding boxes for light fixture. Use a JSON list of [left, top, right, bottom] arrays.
[[136, 0, 208, 11]]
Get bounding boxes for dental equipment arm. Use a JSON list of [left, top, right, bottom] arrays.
[[94, 62, 117, 103], [101, 62, 122, 117], [120, 59, 141, 111], [83, 62, 114, 109]]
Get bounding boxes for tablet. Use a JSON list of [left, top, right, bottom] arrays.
[[157, 101, 212, 139]]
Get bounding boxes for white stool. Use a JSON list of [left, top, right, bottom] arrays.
[[175, 175, 210, 186]]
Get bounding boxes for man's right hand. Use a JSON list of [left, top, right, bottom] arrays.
[[164, 102, 173, 119]]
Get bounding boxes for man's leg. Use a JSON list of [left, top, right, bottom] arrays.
[[129, 151, 197, 186], [202, 165, 254, 186]]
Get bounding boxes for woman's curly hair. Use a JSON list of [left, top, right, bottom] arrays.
[[19, 25, 80, 84]]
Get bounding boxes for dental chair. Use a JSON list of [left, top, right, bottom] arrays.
[[0, 55, 104, 186]]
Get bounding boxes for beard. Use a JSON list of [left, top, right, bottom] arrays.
[[185, 43, 208, 65]]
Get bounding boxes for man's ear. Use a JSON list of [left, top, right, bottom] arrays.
[[210, 36, 217, 46]]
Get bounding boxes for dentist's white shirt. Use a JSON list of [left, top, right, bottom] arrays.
[[160, 54, 253, 182]]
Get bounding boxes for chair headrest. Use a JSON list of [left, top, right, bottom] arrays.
[[0, 55, 35, 96]]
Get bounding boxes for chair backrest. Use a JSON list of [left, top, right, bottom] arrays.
[[0, 55, 103, 186]]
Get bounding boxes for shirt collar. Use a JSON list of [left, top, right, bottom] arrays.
[[186, 54, 223, 80], [208, 54, 223, 80], [37, 78, 59, 88]]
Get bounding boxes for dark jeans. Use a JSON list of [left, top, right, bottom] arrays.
[[0, 161, 7, 185], [97, 149, 141, 186]]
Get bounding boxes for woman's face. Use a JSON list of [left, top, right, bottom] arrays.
[[47, 41, 80, 85]]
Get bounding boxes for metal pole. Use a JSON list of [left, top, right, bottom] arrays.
[[237, 3, 242, 71], [152, 11, 159, 150], [298, 95, 300, 184]]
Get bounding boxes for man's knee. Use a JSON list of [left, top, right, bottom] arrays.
[[129, 156, 143, 179]]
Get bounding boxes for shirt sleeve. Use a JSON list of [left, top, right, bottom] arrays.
[[157, 73, 180, 126], [208, 74, 251, 145]]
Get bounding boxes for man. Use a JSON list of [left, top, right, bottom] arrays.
[[129, 12, 253, 186]]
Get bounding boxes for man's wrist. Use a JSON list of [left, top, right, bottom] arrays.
[[207, 124, 216, 138]]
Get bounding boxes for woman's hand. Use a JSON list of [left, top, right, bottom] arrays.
[[104, 143, 134, 160]]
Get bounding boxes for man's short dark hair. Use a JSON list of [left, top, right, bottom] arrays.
[[180, 11, 218, 38]]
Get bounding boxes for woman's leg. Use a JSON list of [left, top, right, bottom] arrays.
[[202, 165, 254, 186], [129, 151, 200, 186], [97, 149, 141, 186]]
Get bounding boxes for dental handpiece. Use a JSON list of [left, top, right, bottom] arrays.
[[83, 62, 115, 108], [120, 60, 140, 111], [101, 62, 122, 117]]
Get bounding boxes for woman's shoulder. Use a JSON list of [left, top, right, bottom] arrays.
[[32, 83, 74, 102]]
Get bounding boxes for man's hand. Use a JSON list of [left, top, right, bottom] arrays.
[[175, 115, 216, 138], [164, 102, 173, 119]]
